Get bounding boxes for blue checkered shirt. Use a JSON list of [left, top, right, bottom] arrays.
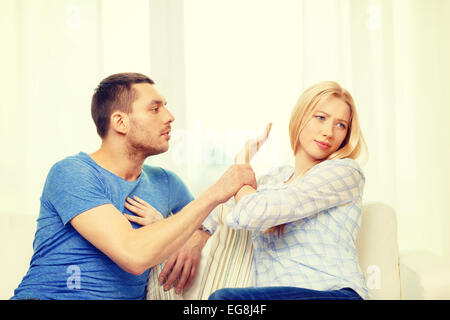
[[203, 158, 369, 299]]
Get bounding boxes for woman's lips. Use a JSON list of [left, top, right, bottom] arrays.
[[315, 140, 331, 149]]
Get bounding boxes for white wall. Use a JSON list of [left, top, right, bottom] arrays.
[[0, 0, 153, 217], [1, 1, 450, 294]]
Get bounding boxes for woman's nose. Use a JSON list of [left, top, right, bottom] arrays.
[[321, 122, 333, 137]]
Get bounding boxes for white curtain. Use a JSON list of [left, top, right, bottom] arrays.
[[182, 0, 450, 258], [0, 0, 154, 217], [1, 0, 449, 258]]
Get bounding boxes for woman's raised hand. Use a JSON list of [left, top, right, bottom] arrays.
[[234, 123, 272, 164], [124, 195, 164, 226]]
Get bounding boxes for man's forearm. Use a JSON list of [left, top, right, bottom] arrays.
[[127, 185, 219, 274]]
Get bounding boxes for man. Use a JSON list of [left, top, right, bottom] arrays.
[[11, 73, 256, 300]]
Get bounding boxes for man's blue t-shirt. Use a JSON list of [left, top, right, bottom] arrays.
[[11, 152, 194, 300]]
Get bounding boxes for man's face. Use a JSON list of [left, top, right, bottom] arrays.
[[126, 83, 174, 157]]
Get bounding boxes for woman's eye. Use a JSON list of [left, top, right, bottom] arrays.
[[315, 115, 325, 120], [337, 123, 346, 129], [151, 107, 159, 113]]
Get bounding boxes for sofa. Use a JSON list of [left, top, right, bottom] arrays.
[[147, 202, 450, 300], [2, 202, 450, 300]]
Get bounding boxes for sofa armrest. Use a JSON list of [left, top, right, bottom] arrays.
[[400, 250, 450, 299]]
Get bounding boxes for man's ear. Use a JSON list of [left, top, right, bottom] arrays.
[[110, 111, 129, 135]]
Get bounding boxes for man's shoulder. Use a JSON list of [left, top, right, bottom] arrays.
[[51, 152, 93, 170], [47, 152, 103, 183]]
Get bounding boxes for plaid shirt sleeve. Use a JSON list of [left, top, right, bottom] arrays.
[[225, 159, 365, 231], [201, 169, 279, 234]]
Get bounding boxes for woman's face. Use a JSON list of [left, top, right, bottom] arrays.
[[296, 96, 351, 163]]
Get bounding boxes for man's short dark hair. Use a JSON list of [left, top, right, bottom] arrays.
[[91, 72, 154, 138]]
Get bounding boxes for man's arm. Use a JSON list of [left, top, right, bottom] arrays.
[[158, 228, 210, 294], [123, 195, 212, 293], [70, 164, 256, 275]]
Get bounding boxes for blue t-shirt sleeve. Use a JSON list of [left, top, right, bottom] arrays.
[[42, 159, 112, 225], [165, 169, 194, 214]]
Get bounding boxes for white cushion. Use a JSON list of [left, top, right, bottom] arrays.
[[184, 204, 254, 299], [147, 204, 254, 300], [356, 202, 401, 299]]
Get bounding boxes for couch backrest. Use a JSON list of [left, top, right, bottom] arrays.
[[356, 202, 401, 299]]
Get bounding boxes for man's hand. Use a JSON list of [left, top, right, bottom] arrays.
[[158, 229, 210, 295], [212, 164, 257, 204]]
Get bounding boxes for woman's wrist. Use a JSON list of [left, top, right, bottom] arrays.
[[235, 185, 256, 203]]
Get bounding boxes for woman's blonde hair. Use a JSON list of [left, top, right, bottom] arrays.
[[266, 81, 368, 237]]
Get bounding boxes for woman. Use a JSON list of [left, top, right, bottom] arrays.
[[127, 81, 369, 300]]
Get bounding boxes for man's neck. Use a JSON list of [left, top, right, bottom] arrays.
[[89, 142, 145, 181]]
